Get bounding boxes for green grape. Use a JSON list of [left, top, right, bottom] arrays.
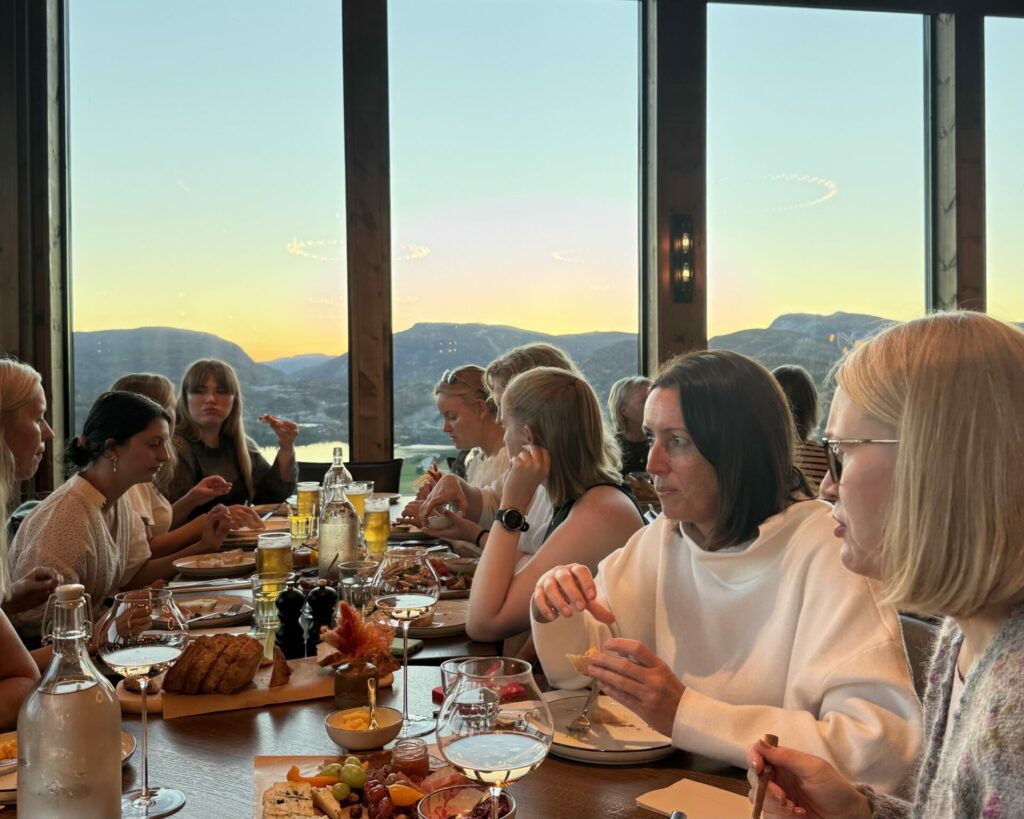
[[331, 782, 351, 802], [341, 763, 367, 789], [318, 763, 344, 778], [344, 755, 362, 768]]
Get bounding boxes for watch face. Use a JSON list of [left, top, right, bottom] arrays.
[[500, 509, 525, 530]]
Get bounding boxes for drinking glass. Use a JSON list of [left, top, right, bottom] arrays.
[[97, 589, 189, 817], [436, 657, 553, 819], [256, 531, 293, 574], [363, 496, 391, 559], [370, 547, 439, 737], [345, 480, 373, 520], [251, 572, 290, 660], [296, 481, 320, 518], [439, 655, 476, 696]]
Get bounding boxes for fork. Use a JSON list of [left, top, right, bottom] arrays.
[[565, 684, 602, 738], [188, 601, 243, 624]]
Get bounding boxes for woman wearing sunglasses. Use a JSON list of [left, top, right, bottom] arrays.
[[748, 312, 1024, 818], [532, 350, 921, 792]]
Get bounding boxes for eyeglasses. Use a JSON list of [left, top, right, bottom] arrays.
[[821, 438, 899, 484]]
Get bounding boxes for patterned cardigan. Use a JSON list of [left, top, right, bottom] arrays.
[[861, 604, 1024, 818]]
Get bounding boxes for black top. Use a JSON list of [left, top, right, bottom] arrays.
[[617, 434, 650, 476], [543, 483, 643, 543]]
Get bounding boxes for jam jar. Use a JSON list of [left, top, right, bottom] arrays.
[[391, 738, 429, 779]]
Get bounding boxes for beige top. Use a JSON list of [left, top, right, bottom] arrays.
[[10, 475, 150, 637], [126, 482, 174, 535], [465, 446, 510, 490]]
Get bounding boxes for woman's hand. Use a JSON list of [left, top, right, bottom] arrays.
[[421, 511, 483, 544], [532, 563, 615, 624], [588, 638, 685, 739], [421, 474, 470, 520], [259, 414, 299, 450], [226, 504, 263, 530], [398, 499, 423, 524], [198, 505, 233, 552], [4, 567, 63, 614], [501, 445, 549, 511], [184, 475, 232, 506], [745, 740, 872, 819]]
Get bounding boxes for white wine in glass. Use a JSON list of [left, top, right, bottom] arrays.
[[436, 657, 553, 819], [98, 589, 189, 818], [370, 547, 439, 738]]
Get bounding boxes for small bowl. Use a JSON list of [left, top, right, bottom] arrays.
[[416, 785, 517, 819], [338, 559, 379, 579], [443, 557, 478, 577], [425, 513, 452, 530], [324, 706, 402, 751]]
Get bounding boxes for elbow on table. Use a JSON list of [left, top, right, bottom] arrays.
[[465, 617, 504, 644]]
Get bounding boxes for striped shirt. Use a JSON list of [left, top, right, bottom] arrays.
[[795, 440, 829, 495]]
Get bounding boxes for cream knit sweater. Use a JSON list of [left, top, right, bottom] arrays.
[[533, 500, 922, 792]]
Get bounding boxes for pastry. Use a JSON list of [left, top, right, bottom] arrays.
[[566, 647, 599, 676]]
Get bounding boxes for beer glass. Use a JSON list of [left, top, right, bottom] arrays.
[[363, 496, 390, 559], [256, 531, 293, 575], [296, 482, 320, 518], [345, 481, 373, 519]]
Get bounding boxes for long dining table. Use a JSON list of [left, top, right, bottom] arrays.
[[99, 663, 748, 819]]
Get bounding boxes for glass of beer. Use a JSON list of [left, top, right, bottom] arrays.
[[363, 496, 391, 559], [251, 572, 290, 660], [257, 531, 293, 575], [346, 481, 374, 520], [297, 482, 320, 518]]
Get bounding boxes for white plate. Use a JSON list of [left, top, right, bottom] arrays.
[[0, 729, 136, 804], [175, 593, 254, 628], [172, 554, 256, 578], [408, 599, 469, 638], [543, 690, 674, 765]]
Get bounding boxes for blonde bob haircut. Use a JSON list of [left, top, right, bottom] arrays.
[[112, 372, 178, 489], [434, 365, 496, 414], [838, 311, 1024, 618], [501, 367, 621, 508], [607, 376, 652, 436], [175, 359, 255, 499], [484, 343, 581, 393], [0, 356, 43, 599]]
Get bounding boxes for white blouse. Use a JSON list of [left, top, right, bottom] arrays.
[[9, 475, 151, 637], [126, 482, 173, 535]]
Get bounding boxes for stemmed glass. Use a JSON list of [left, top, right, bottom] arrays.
[[436, 657, 554, 819], [97, 589, 189, 818], [370, 546, 439, 738]]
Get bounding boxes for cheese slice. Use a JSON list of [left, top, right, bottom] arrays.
[[261, 781, 317, 817]]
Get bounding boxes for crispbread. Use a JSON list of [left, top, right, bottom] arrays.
[[566, 647, 598, 676], [262, 781, 317, 817]]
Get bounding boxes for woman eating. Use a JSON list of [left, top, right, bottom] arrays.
[[748, 312, 1024, 818], [531, 350, 921, 792], [166, 358, 298, 518], [465, 366, 644, 647], [10, 391, 232, 638], [0, 357, 51, 726]]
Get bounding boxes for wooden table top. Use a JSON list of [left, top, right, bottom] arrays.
[[100, 665, 747, 819]]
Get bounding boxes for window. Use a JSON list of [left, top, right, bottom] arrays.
[[68, 0, 348, 462], [707, 4, 925, 437], [387, 0, 641, 484], [985, 17, 1024, 325]]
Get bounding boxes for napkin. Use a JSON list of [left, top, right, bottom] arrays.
[[636, 778, 749, 818]]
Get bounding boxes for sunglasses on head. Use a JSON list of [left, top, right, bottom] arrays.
[[820, 438, 899, 484], [441, 369, 487, 396]]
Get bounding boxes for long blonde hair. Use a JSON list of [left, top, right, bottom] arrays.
[[838, 311, 1024, 617], [484, 343, 581, 393], [175, 359, 255, 498], [0, 357, 43, 599], [112, 373, 177, 491], [502, 367, 621, 507]]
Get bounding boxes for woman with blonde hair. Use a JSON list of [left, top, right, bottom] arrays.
[[0, 357, 50, 726], [532, 350, 920, 792], [166, 359, 298, 518], [465, 366, 644, 645], [608, 375, 653, 475], [435, 365, 507, 489], [748, 312, 1024, 818]]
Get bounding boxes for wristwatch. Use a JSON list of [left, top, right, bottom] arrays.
[[495, 508, 530, 533]]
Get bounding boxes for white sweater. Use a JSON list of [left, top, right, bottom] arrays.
[[532, 501, 922, 792], [10, 475, 150, 636]]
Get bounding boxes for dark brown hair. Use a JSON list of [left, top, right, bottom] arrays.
[[654, 350, 804, 549], [771, 365, 819, 442]]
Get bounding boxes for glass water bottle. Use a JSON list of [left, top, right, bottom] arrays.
[[319, 484, 359, 579]]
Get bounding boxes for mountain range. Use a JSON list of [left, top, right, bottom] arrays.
[[72, 312, 891, 446]]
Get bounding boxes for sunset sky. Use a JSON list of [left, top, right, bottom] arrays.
[[68, 2, 1022, 362]]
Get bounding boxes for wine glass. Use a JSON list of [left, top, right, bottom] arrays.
[[97, 588, 189, 818], [436, 657, 553, 819], [370, 546, 439, 738]]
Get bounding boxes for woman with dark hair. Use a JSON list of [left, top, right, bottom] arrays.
[[531, 350, 921, 792], [9, 391, 231, 638], [772, 364, 829, 493], [166, 359, 297, 519]]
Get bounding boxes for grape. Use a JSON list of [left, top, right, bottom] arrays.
[[376, 796, 394, 818], [344, 755, 362, 768], [341, 763, 367, 789], [366, 782, 386, 803], [384, 773, 399, 786], [331, 782, 351, 802], [318, 763, 344, 779]]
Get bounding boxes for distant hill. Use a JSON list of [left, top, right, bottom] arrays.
[[71, 312, 890, 445], [260, 353, 332, 376]]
